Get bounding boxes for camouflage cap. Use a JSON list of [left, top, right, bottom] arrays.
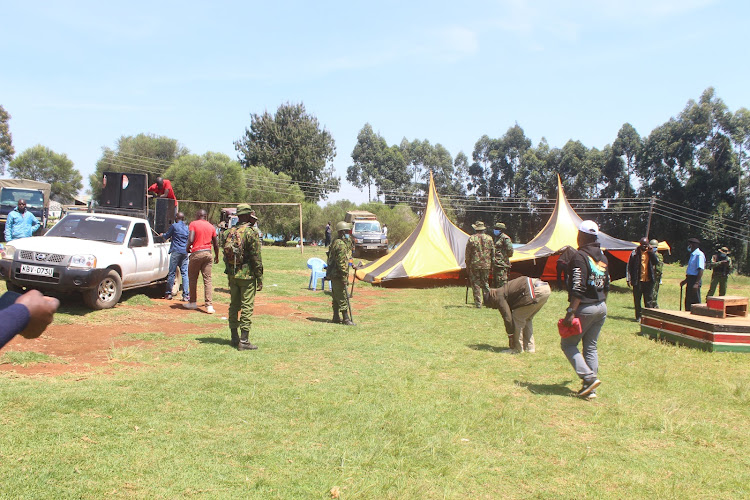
[[494, 222, 506, 230]]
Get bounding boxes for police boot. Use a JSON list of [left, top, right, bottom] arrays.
[[237, 330, 258, 351], [332, 308, 341, 324], [342, 310, 355, 326], [230, 328, 240, 348]]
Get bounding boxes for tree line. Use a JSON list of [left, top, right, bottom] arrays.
[[2, 90, 749, 270]]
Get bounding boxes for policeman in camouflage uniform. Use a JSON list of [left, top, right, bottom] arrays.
[[492, 222, 514, 288], [224, 204, 264, 350], [649, 239, 663, 308], [465, 220, 494, 308], [707, 246, 732, 300], [328, 221, 355, 325]]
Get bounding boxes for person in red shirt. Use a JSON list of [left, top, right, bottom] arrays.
[[185, 209, 219, 313], [148, 177, 176, 200]]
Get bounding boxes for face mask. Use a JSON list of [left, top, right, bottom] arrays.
[[493, 229, 500, 236], [687, 246, 692, 252], [343, 233, 351, 240]]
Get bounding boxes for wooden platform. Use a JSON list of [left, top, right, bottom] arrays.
[[639, 308, 750, 353]]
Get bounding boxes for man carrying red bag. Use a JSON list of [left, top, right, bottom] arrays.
[[561, 220, 609, 401]]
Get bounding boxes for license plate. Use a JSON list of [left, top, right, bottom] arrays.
[[366, 245, 379, 249], [21, 264, 54, 277]]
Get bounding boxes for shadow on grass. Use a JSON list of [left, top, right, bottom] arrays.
[[515, 380, 576, 397], [467, 343, 507, 353], [306, 317, 334, 323], [195, 336, 232, 346], [444, 305, 483, 310]]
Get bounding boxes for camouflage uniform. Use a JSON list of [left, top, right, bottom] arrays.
[[493, 232, 514, 288], [465, 232, 494, 307], [707, 250, 732, 298], [328, 233, 353, 320], [224, 222, 263, 342], [651, 249, 663, 307]]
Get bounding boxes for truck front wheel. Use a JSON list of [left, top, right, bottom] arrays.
[[83, 270, 122, 310]]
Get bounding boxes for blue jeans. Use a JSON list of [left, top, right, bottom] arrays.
[[561, 302, 607, 382], [167, 252, 189, 299]]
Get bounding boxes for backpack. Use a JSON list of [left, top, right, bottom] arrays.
[[223, 227, 244, 267]]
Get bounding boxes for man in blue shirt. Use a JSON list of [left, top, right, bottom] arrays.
[[4, 199, 41, 242], [680, 237, 705, 312], [161, 211, 190, 301]]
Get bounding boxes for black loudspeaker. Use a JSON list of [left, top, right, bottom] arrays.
[[153, 198, 175, 233], [100, 172, 121, 207], [119, 173, 148, 210]]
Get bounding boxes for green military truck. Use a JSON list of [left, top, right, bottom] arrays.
[[345, 210, 388, 258]]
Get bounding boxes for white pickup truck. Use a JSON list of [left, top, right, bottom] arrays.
[[0, 212, 170, 309]]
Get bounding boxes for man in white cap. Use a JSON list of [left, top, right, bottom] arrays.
[[561, 220, 609, 400]]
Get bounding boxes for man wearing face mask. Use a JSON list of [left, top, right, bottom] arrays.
[[492, 222, 514, 288], [626, 237, 659, 320], [680, 238, 705, 312], [327, 221, 354, 325], [706, 246, 732, 300]]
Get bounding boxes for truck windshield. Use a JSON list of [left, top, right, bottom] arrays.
[[0, 189, 45, 209], [45, 215, 131, 243], [354, 221, 381, 233]]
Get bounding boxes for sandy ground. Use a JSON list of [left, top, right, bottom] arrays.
[[1, 284, 386, 377]]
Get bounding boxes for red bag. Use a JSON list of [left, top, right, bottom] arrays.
[[558, 317, 582, 338]]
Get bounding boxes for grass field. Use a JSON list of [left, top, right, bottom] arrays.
[[1, 247, 749, 499]]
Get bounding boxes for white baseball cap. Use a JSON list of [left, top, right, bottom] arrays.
[[579, 220, 599, 235]]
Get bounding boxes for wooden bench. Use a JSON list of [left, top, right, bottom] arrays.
[[693, 296, 749, 319]]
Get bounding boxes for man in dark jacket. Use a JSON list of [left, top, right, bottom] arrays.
[[561, 220, 609, 400], [484, 276, 551, 353], [627, 237, 659, 320]]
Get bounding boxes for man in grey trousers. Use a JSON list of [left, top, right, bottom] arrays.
[[561, 220, 609, 400]]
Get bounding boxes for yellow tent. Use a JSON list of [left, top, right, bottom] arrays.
[[355, 172, 468, 285], [509, 177, 668, 281]]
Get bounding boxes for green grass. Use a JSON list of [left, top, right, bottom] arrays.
[[0, 247, 749, 498], [0, 350, 65, 366]]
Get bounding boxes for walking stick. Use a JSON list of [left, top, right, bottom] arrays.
[[679, 283, 684, 311], [465, 278, 469, 305], [346, 272, 354, 323]]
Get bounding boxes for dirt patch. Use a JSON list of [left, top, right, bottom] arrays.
[[0, 285, 392, 377]]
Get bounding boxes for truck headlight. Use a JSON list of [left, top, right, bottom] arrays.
[[0, 244, 14, 260], [70, 254, 97, 268]]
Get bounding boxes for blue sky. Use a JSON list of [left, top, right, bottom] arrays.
[[3, 0, 747, 203]]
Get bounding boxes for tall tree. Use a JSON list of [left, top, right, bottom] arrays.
[[612, 123, 641, 197], [347, 123, 386, 201], [234, 102, 339, 202], [90, 134, 188, 201], [9, 145, 83, 203], [0, 104, 14, 174]]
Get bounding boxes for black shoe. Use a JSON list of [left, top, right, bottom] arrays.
[[164, 293, 172, 300], [230, 329, 239, 348], [238, 341, 258, 351], [577, 379, 601, 398]]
